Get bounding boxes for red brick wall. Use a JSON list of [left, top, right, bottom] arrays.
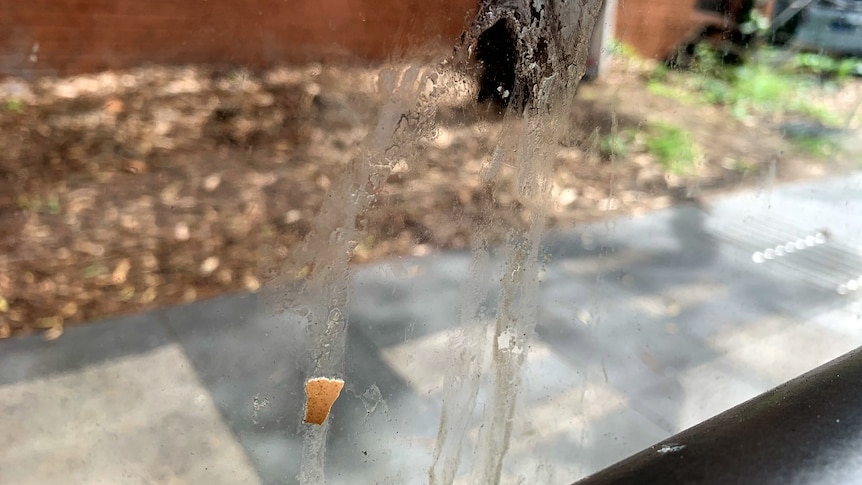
[[615, 0, 776, 60], [1, 0, 479, 78], [615, 0, 701, 60]]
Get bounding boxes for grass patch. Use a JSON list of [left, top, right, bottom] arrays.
[[787, 134, 841, 158], [599, 132, 629, 159], [731, 65, 788, 105], [796, 103, 843, 127], [790, 52, 862, 80], [730, 157, 758, 173], [645, 123, 699, 174], [5, 99, 25, 113], [647, 81, 702, 105], [649, 45, 844, 127], [609, 41, 641, 61]]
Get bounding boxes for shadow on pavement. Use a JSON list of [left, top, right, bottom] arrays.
[[1, 182, 856, 483]]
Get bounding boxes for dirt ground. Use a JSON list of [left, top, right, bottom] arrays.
[[1, 56, 859, 339]]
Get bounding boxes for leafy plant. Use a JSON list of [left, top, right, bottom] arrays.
[[649, 63, 669, 83], [692, 43, 733, 81], [645, 123, 699, 175], [739, 10, 771, 36]]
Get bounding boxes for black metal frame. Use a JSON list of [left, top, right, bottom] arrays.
[[573, 346, 862, 484]]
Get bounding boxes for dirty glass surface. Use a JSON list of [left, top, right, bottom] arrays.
[[2, 0, 862, 484]]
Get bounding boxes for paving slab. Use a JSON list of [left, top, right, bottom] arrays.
[[0, 312, 171, 387], [0, 344, 260, 485]]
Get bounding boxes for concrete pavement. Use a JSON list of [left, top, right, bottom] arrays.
[[2, 173, 862, 484]]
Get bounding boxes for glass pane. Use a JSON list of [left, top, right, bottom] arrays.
[[2, 1, 861, 484]]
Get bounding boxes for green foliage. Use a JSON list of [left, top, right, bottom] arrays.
[[599, 132, 629, 159], [609, 41, 641, 60], [731, 157, 758, 173], [739, 10, 771, 36], [796, 103, 843, 127], [646, 80, 701, 105], [732, 65, 790, 105], [645, 123, 698, 175], [649, 44, 843, 127], [649, 63, 669, 83], [83, 264, 108, 279], [45, 195, 61, 215], [5, 98, 24, 113], [692, 45, 790, 107], [788, 134, 840, 158], [699, 77, 735, 105], [15, 194, 61, 214], [692, 43, 731, 81], [791, 53, 861, 79]]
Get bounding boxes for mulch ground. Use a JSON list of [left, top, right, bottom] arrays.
[[0, 58, 855, 339]]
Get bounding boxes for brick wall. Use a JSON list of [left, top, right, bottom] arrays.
[[615, 0, 702, 60], [1, 0, 479, 78], [615, 1, 776, 60]]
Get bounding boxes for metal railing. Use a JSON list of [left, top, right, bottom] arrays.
[[574, 345, 862, 484]]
